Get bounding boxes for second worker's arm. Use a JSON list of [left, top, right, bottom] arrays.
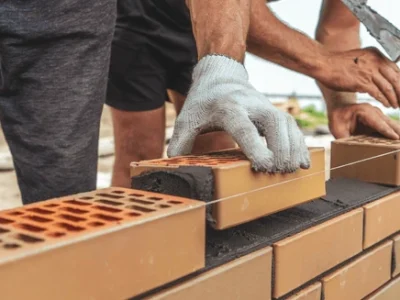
[[315, 0, 400, 139], [247, 0, 400, 110]]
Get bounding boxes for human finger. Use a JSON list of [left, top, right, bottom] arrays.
[[372, 74, 398, 108]]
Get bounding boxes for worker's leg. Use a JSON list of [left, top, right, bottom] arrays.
[[109, 106, 166, 188], [0, 0, 116, 204], [106, 39, 168, 188], [168, 90, 236, 154]]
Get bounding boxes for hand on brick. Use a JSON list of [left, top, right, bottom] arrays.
[[167, 54, 310, 173], [317, 47, 400, 108], [328, 103, 400, 140]]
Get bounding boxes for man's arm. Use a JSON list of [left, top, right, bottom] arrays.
[[315, 0, 360, 111], [247, 0, 329, 79], [315, 0, 400, 139], [168, 0, 311, 172], [247, 0, 400, 109], [185, 0, 251, 62]]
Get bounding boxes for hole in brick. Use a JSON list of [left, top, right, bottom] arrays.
[[168, 201, 183, 205], [4, 243, 20, 249], [44, 203, 59, 208], [79, 196, 94, 200], [58, 214, 86, 223], [14, 233, 44, 244], [128, 205, 156, 213], [127, 212, 141, 217], [93, 205, 122, 213], [64, 200, 91, 206], [55, 222, 85, 232], [158, 204, 171, 209], [60, 207, 88, 215], [27, 207, 55, 215], [47, 232, 66, 238], [0, 217, 14, 224], [16, 223, 46, 233], [23, 215, 52, 223], [147, 197, 162, 201], [88, 221, 105, 227], [0, 227, 9, 234], [130, 198, 154, 205], [96, 193, 124, 200], [7, 211, 24, 216], [129, 193, 144, 197], [92, 214, 122, 222], [95, 199, 123, 206], [112, 190, 125, 194]]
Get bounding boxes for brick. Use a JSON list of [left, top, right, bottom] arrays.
[[131, 147, 326, 230], [365, 276, 400, 300], [145, 247, 272, 300], [286, 282, 321, 300], [322, 240, 392, 300], [0, 187, 205, 299], [330, 135, 400, 186], [273, 208, 363, 298], [392, 234, 400, 277], [363, 191, 400, 249]]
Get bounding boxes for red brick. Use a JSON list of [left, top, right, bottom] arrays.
[[0, 187, 205, 299], [131, 147, 326, 229]]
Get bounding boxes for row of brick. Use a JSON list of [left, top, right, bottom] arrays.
[[1, 135, 399, 299], [144, 188, 400, 299]]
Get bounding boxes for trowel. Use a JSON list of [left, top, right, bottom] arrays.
[[342, 0, 400, 62]]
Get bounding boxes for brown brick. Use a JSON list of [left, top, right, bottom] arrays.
[[392, 234, 400, 277], [363, 191, 400, 249], [273, 208, 363, 298], [131, 147, 326, 230], [0, 187, 205, 299], [365, 276, 400, 300], [330, 135, 400, 186], [286, 282, 321, 300], [145, 247, 272, 300], [322, 240, 392, 300]]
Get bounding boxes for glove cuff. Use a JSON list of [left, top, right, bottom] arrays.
[[192, 54, 249, 82]]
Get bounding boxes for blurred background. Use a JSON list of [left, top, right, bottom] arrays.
[[0, 0, 397, 208]]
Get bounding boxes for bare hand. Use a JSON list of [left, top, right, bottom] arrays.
[[328, 103, 400, 139], [319, 47, 400, 108]]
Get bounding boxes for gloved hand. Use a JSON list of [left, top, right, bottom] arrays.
[[167, 54, 310, 173]]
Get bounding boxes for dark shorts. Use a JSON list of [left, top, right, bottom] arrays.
[[106, 0, 197, 111]]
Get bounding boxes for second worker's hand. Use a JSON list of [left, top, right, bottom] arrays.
[[167, 54, 310, 173], [317, 47, 400, 108], [328, 103, 400, 140]]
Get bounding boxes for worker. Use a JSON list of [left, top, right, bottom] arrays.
[[107, 0, 400, 188], [0, 0, 116, 204]]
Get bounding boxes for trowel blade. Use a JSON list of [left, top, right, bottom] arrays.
[[342, 0, 400, 62]]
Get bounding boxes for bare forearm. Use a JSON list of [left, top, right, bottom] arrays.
[[315, 1, 361, 110], [247, 0, 329, 79], [186, 0, 251, 62]]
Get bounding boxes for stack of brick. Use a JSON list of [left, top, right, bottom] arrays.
[[0, 135, 400, 299]]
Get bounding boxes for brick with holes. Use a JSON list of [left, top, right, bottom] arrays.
[[0, 187, 206, 300], [331, 135, 400, 186], [130, 148, 326, 230]]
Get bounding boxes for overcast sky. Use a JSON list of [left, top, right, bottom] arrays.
[[245, 0, 397, 97]]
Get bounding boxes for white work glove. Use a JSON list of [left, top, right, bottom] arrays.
[[167, 54, 310, 173]]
